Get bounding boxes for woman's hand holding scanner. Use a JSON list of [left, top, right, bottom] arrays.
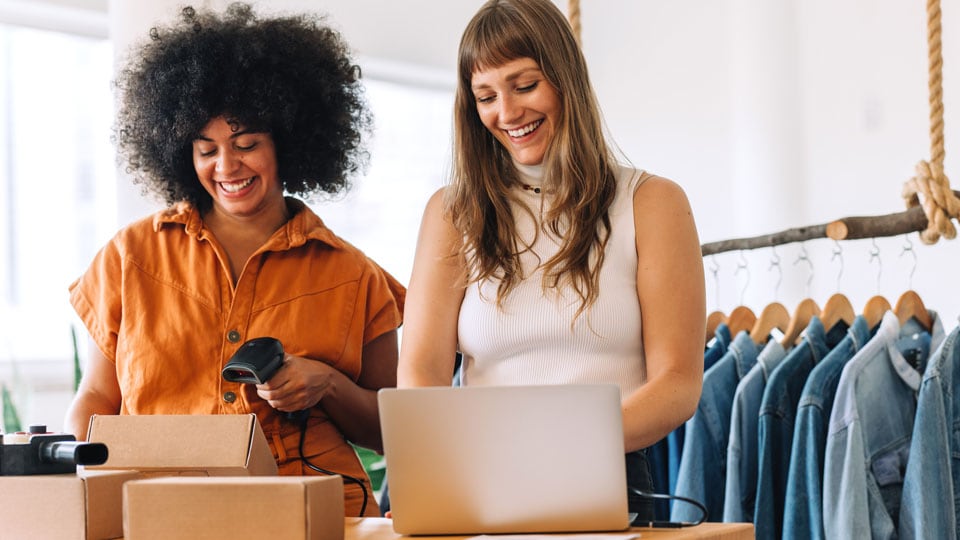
[[255, 354, 336, 414], [222, 337, 309, 422]]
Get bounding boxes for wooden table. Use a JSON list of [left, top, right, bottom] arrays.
[[346, 517, 754, 540]]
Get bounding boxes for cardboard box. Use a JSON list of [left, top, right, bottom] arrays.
[[85, 414, 278, 476], [124, 476, 344, 540], [0, 469, 140, 540]]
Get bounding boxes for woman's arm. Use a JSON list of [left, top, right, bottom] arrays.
[[256, 329, 398, 453], [397, 188, 466, 387], [63, 341, 122, 440], [623, 175, 706, 452]]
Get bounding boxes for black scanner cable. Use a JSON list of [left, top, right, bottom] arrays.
[[294, 413, 369, 516], [630, 488, 708, 528]]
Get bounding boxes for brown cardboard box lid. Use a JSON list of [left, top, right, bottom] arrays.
[[0, 469, 140, 540], [85, 414, 277, 476], [124, 475, 344, 540]]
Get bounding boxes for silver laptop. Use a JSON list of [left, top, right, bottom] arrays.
[[378, 384, 631, 535]]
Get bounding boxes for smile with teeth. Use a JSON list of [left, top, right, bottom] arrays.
[[219, 177, 255, 193], [506, 119, 543, 138]]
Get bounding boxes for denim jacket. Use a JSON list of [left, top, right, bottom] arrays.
[[824, 310, 944, 539], [783, 315, 873, 540], [722, 339, 787, 523], [754, 316, 847, 540], [647, 323, 732, 520], [900, 320, 960, 539], [672, 330, 757, 522]]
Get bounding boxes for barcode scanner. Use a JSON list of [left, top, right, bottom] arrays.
[[223, 337, 284, 384], [224, 337, 370, 515], [222, 337, 308, 423]]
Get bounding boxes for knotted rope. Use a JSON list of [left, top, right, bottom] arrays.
[[902, 0, 960, 243], [568, 0, 581, 45]]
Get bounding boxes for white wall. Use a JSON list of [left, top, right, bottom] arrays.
[[19, 0, 960, 334], [106, 0, 960, 326], [8, 0, 959, 432], [582, 0, 959, 324]]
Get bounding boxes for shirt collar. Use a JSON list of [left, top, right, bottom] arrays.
[[879, 309, 945, 391], [152, 197, 345, 251]]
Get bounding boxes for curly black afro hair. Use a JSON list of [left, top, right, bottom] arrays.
[[114, 2, 371, 209]]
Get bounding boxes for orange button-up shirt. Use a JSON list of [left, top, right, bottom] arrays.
[[70, 198, 404, 516]]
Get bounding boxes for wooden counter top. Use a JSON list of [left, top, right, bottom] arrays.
[[345, 517, 754, 540]]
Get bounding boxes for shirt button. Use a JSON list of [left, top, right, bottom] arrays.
[[227, 330, 241, 343], [223, 391, 237, 403]]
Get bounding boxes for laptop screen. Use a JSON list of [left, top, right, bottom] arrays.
[[378, 384, 630, 535]]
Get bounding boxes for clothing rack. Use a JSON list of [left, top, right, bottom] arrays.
[[700, 190, 960, 256]]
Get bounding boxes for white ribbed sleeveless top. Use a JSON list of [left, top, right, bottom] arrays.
[[458, 163, 647, 400]]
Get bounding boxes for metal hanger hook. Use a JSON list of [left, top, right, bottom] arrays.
[[869, 238, 882, 294], [793, 243, 814, 297], [768, 246, 783, 301], [831, 240, 844, 290], [899, 235, 917, 289], [734, 250, 750, 305], [708, 256, 721, 310]]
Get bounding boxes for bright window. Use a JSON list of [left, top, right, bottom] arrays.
[[311, 78, 453, 286], [0, 25, 115, 366], [0, 23, 453, 429]]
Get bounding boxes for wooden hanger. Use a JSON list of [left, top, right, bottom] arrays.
[[750, 301, 790, 346], [780, 298, 821, 348], [894, 290, 932, 332], [820, 293, 856, 334], [705, 310, 727, 347], [862, 295, 892, 331], [727, 305, 757, 337]]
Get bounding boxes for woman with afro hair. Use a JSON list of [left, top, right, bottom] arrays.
[[64, 3, 403, 517]]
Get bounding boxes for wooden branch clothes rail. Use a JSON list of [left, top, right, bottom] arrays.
[[700, 190, 960, 256]]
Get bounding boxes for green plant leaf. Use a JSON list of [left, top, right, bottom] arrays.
[[2, 383, 22, 433], [71, 324, 82, 393], [352, 444, 386, 493]]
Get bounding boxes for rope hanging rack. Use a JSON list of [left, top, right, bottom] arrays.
[[701, 0, 960, 257], [568, 0, 581, 45]]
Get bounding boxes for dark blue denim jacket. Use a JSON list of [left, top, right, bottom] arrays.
[[672, 330, 756, 523], [647, 323, 731, 520], [754, 316, 847, 540]]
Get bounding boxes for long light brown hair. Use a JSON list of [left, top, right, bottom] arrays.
[[450, 0, 619, 317]]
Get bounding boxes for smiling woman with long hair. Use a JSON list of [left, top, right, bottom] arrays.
[[397, 0, 705, 523]]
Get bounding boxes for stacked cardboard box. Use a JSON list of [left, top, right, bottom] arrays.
[[0, 468, 139, 540], [123, 475, 343, 540], [0, 414, 280, 539]]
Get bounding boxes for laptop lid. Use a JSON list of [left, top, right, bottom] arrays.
[[378, 384, 630, 535]]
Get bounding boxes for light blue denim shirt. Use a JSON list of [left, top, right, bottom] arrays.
[[783, 315, 873, 540], [754, 315, 848, 540], [722, 339, 787, 523], [823, 310, 944, 540], [900, 319, 960, 539], [672, 330, 757, 523]]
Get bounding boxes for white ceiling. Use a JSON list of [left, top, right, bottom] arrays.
[[9, 0, 568, 73]]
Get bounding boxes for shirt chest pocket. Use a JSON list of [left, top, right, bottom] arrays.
[[247, 279, 362, 375]]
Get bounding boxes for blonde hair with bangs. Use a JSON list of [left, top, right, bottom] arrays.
[[449, 0, 619, 318]]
